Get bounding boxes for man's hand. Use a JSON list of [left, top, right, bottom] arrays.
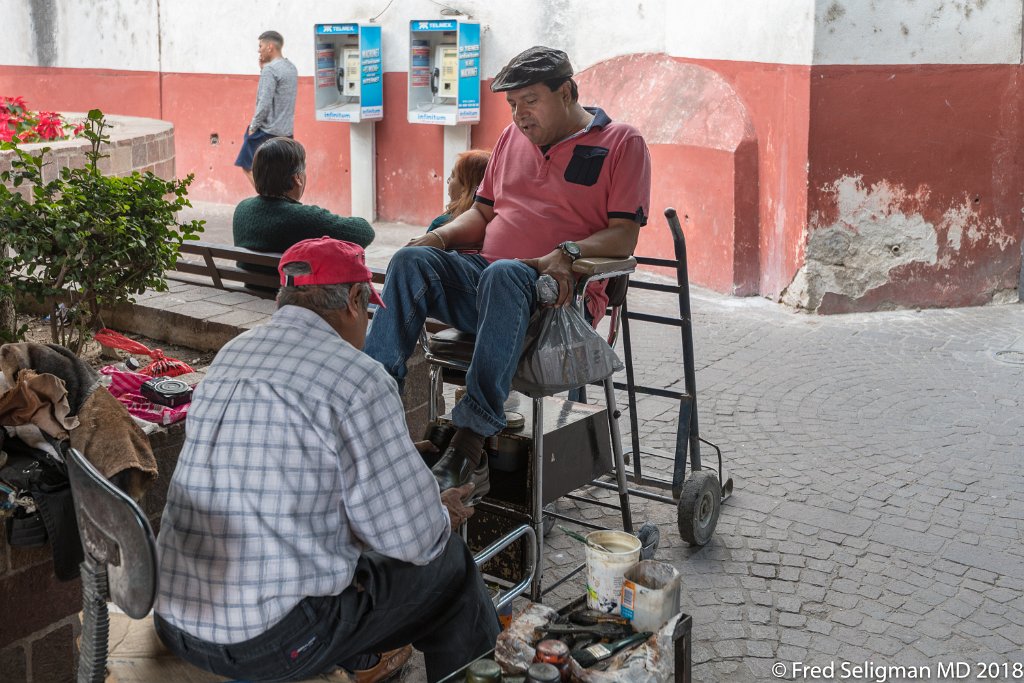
[[519, 249, 575, 307], [406, 231, 448, 249], [440, 483, 476, 529]]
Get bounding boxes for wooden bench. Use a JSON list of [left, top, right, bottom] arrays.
[[168, 240, 447, 332], [170, 240, 386, 299]]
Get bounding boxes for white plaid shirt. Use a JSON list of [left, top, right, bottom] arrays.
[[155, 305, 450, 644]]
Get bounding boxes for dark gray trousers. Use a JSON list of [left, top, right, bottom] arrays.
[[155, 535, 500, 682]]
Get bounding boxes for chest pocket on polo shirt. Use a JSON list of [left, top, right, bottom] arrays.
[[564, 145, 609, 186]]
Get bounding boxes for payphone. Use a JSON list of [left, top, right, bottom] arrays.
[[432, 44, 459, 99], [313, 23, 382, 123], [340, 48, 361, 97], [407, 19, 480, 125], [313, 22, 382, 221]]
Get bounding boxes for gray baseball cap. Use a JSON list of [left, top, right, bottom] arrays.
[[490, 46, 574, 92]]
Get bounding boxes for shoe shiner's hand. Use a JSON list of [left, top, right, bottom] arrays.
[[414, 439, 439, 456], [440, 483, 476, 529]]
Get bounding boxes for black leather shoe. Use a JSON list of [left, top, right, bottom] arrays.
[[431, 447, 490, 502], [421, 422, 456, 468]]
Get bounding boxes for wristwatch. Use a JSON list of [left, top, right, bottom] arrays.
[[558, 241, 582, 261]]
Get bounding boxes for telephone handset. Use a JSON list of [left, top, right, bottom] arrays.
[[433, 45, 458, 99], [337, 48, 361, 97]]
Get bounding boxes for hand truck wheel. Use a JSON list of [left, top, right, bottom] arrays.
[[676, 470, 721, 546]]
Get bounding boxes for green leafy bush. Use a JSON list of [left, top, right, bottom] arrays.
[[0, 109, 204, 353]]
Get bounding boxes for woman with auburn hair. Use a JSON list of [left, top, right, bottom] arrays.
[[427, 149, 491, 232]]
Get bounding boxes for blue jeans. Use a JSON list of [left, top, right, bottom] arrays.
[[364, 246, 537, 437]]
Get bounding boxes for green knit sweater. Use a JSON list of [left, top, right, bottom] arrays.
[[232, 196, 375, 270]]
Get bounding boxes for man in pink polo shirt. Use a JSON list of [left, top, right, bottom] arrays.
[[364, 46, 651, 497]]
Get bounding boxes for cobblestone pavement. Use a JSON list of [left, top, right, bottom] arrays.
[[183, 204, 1024, 681], [424, 278, 1024, 682], [624, 288, 1024, 681]]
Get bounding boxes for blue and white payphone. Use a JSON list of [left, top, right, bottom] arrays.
[[313, 23, 383, 123], [407, 19, 480, 125], [313, 22, 382, 220], [407, 18, 480, 205]]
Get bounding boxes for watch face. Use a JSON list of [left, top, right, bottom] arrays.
[[562, 241, 581, 258]]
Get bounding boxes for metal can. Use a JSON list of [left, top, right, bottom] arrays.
[[524, 662, 561, 683], [466, 658, 503, 682], [533, 639, 570, 678]]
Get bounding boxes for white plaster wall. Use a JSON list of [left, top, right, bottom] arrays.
[[813, 0, 1023, 65], [0, 1, 34, 67], [0, 0, 159, 71], [2, 0, 1022, 72], [665, 0, 816, 66], [0, 0, 666, 77], [159, 0, 668, 76]]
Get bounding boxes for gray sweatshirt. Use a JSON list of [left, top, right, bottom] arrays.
[[250, 57, 298, 136]]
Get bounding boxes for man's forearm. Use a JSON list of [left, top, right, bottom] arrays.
[[574, 219, 641, 259], [433, 203, 490, 249]]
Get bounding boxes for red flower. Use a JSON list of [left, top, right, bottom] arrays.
[[0, 110, 15, 142], [0, 100, 83, 142], [35, 111, 65, 140], [2, 96, 28, 117]]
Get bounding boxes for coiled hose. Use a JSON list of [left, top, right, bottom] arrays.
[[78, 560, 109, 683]]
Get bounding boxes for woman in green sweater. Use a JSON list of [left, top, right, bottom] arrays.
[[232, 137, 374, 282]]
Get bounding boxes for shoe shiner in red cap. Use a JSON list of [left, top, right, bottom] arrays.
[[154, 237, 499, 682], [364, 45, 652, 501]]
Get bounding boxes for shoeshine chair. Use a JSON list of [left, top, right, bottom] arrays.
[[424, 256, 637, 603], [66, 447, 158, 683]]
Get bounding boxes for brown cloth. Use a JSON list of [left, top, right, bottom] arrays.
[[69, 387, 157, 500], [0, 342, 100, 415], [0, 342, 157, 500], [0, 369, 79, 439]]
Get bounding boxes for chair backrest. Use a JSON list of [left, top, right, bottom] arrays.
[[66, 448, 158, 619], [604, 273, 630, 309]]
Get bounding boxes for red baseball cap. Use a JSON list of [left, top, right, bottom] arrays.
[[278, 237, 385, 307]]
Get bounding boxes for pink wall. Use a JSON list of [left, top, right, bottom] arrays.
[[0, 59, 809, 296], [7, 59, 1018, 309], [679, 59, 812, 299], [806, 64, 1023, 312], [0, 65, 162, 119]]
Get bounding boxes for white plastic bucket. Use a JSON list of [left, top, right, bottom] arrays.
[[621, 560, 681, 632], [585, 530, 641, 613]]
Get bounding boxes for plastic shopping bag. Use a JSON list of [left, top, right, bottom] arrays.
[[93, 329, 194, 377], [514, 304, 623, 395]]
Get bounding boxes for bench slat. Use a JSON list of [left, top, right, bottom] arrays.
[[199, 250, 225, 289], [173, 262, 280, 289], [171, 240, 386, 300], [178, 241, 283, 267]]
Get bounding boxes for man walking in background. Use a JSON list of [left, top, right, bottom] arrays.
[[235, 30, 298, 188]]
